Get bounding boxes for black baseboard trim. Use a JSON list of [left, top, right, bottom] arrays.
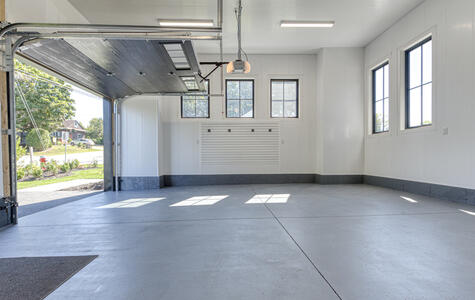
[[315, 174, 363, 185], [119, 176, 162, 191], [118, 174, 363, 189], [163, 174, 317, 187], [364, 175, 475, 205]]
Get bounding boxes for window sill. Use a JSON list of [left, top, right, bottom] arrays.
[[367, 131, 391, 139], [400, 124, 436, 135]]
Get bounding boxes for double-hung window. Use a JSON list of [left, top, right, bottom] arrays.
[[406, 37, 432, 128], [226, 79, 254, 118], [271, 79, 298, 118], [372, 63, 389, 133], [181, 80, 210, 118]]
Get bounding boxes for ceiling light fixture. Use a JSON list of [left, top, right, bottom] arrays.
[[157, 19, 214, 27], [227, 0, 251, 74], [280, 21, 335, 28]]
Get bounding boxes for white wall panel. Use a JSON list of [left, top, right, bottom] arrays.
[[120, 96, 159, 177], [364, 0, 475, 189], [316, 48, 365, 175]]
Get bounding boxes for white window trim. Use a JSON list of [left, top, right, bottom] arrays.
[[266, 74, 303, 121], [223, 76, 257, 120], [398, 27, 438, 135], [366, 57, 391, 138]]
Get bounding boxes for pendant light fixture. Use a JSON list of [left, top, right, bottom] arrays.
[[227, 0, 251, 73]]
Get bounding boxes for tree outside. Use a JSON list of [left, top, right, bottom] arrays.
[[14, 59, 75, 137], [25, 128, 52, 151], [86, 118, 103, 145]]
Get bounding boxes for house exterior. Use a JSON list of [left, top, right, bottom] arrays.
[[53, 120, 86, 143]]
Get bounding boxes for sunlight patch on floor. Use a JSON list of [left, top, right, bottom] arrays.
[[170, 195, 229, 207], [400, 196, 418, 203], [246, 194, 290, 204], [459, 209, 475, 216], [98, 198, 165, 208]]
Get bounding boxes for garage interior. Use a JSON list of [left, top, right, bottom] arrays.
[[1, 0, 475, 299]]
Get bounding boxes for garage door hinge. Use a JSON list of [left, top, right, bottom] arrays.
[[1, 129, 13, 135], [2, 197, 17, 206]]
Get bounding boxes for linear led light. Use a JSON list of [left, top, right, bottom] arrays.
[[158, 19, 214, 27], [280, 21, 335, 28]]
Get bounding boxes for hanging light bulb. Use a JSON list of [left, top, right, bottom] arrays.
[[226, 60, 251, 73]]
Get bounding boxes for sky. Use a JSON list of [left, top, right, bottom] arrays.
[[70, 86, 103, 127]]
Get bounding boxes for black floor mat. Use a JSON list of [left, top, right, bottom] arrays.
[[0, 256, 97, 300]]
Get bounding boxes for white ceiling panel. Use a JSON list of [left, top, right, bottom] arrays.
[[67, 0, 425, 54]]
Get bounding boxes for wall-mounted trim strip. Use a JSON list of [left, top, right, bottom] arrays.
[[364, 175, 475, 205], [119, 174, 364, 189]]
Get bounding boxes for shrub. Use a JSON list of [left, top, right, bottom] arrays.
[[46, 160, 59, 175], [60, 163, 70, 173], [31, 165, 43, 178], [16, 136, 27, 162], [17, 167, 25, 180], [91, 159, 98, 168], [70, 159, 80, 169], [25, 129, 51, 151], [25, 164, 34, 176]]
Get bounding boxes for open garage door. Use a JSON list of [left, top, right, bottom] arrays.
[[0, 22, 221, 226]]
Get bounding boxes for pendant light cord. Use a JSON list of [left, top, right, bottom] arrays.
[[234, 0, 248, 61]]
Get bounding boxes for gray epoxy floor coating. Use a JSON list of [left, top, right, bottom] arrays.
[[1, 183, 475, 299]]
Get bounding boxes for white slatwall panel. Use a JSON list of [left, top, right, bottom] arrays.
[[200, 123, 280, 168]]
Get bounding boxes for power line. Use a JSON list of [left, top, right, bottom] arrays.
[[15, 81, 48, 151], [15, 69, 69, 88]]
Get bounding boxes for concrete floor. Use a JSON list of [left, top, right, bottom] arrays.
[[1, 183, 475, 299]]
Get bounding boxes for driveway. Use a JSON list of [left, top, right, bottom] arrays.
[[18, 190, 101, 217]]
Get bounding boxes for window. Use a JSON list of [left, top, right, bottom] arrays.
[[405, 37, 432, 128], [271, 79, 298, 118], [181, 80, 210, 118], [372, 63, 389, 133], [226, 79, 254, 118]]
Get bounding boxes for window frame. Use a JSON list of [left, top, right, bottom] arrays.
[[270, 79, 299, 118], [405, 36, 432, 129], [180, 79, 210, 119], [225, 79, 255, 118], [372, 62, 389, 134]]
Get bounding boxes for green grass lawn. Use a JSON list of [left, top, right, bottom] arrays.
[[33, 145, 103, 157], [18, 165, 104, 190]]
